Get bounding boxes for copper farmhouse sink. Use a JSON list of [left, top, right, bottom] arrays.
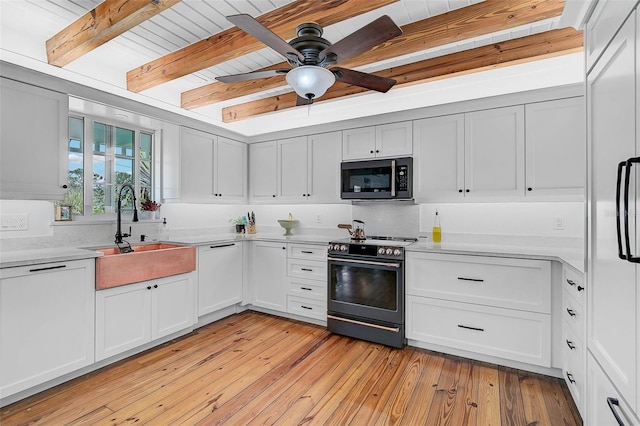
[[95, 244, 196, 289]]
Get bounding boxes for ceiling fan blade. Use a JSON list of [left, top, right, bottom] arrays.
[[319, 15, 402, 64], [227, 14, 304, 62], [216, 69, 289, 83], [332, 67, 396, 93]]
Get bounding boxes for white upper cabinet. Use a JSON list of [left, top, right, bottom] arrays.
[[0, 78, 69, 200], [250, 141, 278, 202], [525, 97, 585, 199], [251, 131, 342, 204], [278, 136, 309, 203], [465, 105, 525, 198], [414, 106, 526, 201], [413, 114, 465, 201], [342, 121, 412, 160], [179, 127, 246, 203]]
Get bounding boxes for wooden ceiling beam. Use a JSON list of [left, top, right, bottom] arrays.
[[126, 0, 398, 93], [182, 0, 565, 110], [221, 28, 583, 122], [46, 0, 181, 67]]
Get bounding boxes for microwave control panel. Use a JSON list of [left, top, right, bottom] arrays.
[[397, 164, 409, 191]]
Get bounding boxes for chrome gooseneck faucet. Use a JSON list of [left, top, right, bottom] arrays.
[[115, 183, 139, 247]]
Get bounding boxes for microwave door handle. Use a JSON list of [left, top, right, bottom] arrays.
[[624, 157, 640, 263], [617, 161, 627, 260], [391, 160, 396, 197]]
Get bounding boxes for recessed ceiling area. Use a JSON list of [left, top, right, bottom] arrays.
[[0, 0, 589, 137]]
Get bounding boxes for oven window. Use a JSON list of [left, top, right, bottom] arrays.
[[330, 264, 397, 310]]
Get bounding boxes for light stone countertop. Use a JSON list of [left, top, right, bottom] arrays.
[[0, 232, 584, 273]]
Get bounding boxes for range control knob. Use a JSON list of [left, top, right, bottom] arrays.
[[378, 247, 386, 255], [340, 245, 348, 252], [393, 249, 402, 256], [385, 248, 393, 255]]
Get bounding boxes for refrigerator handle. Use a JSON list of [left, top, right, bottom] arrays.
[[616, 161, 626, 260], [623, 157, 640, 264]]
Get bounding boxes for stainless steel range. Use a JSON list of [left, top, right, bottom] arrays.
[[326, 236, 416, 348]]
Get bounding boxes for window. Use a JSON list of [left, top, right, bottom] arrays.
[[64, 116, 156, 218]]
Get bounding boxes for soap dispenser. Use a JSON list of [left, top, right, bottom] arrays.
[[432, 210, 441, 243]]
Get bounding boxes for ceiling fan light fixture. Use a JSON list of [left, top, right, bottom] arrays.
[[286, 65, 335, 101]]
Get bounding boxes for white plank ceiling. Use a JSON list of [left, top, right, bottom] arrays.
[[0, 0, 587, 137]]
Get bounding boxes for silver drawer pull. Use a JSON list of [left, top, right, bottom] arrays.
[[301, 305, 312, 310], [457, 277, 484, 282], [300, 287, 313, 291], [301, 268, 313, 272], [301, 250, 314, 254], [458, 324, 484, 332]]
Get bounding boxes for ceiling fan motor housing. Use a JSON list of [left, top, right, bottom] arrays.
[[288, 22, 333, 67]]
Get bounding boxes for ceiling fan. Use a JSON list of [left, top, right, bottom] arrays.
[[216, 14, 403, 105]]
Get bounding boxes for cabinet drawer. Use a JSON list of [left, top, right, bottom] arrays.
[[407, 296, 551, 367], [563, 264, 585, 307], [287, 295, 326, 321], [288, 277, 326, 300], [287, 259, 326, 281], [406, 253, 551, 313], [563, 289, 585, 339], [562, 320, 585, 415], [288, 243, 327, 261]]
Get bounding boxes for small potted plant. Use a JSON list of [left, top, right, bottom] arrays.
[[140, 198, 161, 220], [230, 216, 246, 233]]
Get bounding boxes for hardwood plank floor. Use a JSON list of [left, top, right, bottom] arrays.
[[0, 311, 582, 426]]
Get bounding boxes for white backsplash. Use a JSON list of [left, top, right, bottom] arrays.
[[351, 202, 420, 238]]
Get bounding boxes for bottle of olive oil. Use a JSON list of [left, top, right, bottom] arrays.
[[432, 210, 441, 243]]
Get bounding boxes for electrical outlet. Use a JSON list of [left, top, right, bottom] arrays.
[[1, 214, 28, 231], [315, 214, 322, 223], [553, 216, 565, 230]]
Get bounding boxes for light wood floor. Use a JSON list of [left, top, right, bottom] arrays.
[[1, 311, 581, 425]]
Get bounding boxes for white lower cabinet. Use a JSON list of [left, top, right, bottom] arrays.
[[406, 252, 551, 368], [95, 273, 196, 362], [587, 352, 640, 425], [0, 260, 95, 400], [286, 243, 327, 322], [250, 241, 287, 312], [198, 242, 243, 316]]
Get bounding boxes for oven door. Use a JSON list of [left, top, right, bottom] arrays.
[[327, 256, 404, 325]]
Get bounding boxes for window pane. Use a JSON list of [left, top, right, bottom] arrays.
[[140, 132, 153, 201], [65, 117, 84, 215], [94, 122, 107, 154], [115, 127, 134, 157], [93, 155, 106, 214]]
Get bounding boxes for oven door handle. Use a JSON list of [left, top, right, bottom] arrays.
[[327, 315, 400, 333], [327, 257, 401, 268]]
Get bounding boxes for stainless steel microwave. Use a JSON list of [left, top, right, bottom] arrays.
[[341, 157, 412, 200]]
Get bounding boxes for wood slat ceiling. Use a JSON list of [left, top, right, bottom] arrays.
[[38, 0, 582, 123]]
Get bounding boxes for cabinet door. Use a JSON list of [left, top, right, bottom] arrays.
[[587, 353, 640, 425], [215, 136, 246, 201], [0, 78, 68, 200], [413, 114, 465, 201], [95, 282, 151, 362], [587, 12, 638, 411], [0, 260, 94, 398], [250, 141, 278, 201], [375, 121, 413, 158], [525, 97, 585, 198], [151, 273, 195, 340], [180, 127, 215, 200], [342, 127, 376, 160], [308, 131, 342, 203], [250, 241, 287, 312], [278, 136, 309, 202], [198, 243, 243, 316], [464, 105, 525, 198]]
